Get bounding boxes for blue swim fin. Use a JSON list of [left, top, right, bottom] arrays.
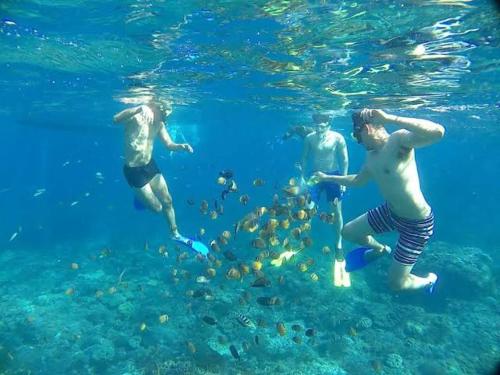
[[345, 247, 373, 272], [133, 197, 147, 211], [173, 235, 209, 257]]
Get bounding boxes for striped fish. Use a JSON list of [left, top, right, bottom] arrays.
[[236, 314, 255, 328]]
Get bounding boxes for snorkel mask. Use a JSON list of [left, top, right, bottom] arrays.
[[312, 113, 331, 134], [351, 111, 368, 144]]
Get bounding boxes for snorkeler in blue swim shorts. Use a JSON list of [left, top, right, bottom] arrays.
[[312, 109, 444, 293], [300, 113, 350, 287]]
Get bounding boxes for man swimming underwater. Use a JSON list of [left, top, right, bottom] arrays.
[[312, 109, 444, 292], [113, 99, 208, 256]]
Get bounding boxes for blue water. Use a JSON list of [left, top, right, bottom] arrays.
[[1, 1, 499, 374]]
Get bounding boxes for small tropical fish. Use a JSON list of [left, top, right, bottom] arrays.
[[239, 263, 250, 275], [159, 314, 169, 324], [292, 324, 302, 332], [251, 277, 271, 288], [305, 328, 315, 337], [229, 344, 240, 359], [8, 232, 18, 242], [236, 314, 255, 328], [202, 316, 218, 325], [196, 276, 210, 284], [228, 180, 237, 192], [253, 178, 265, 187], [277, 322, 286, 336], [219, 169, 233, 179], [70, 201, 79, 207], [223, 250, 237, 261], [226, 267, 241, 280], [239, 194, 250, 205], [256, 296, 281, 306], [33, 188, 46, 197], [186, 341, 196, 354], [251, 238, 266, 249], [206, 268, 216, 277], [251, 260, 262, 271]]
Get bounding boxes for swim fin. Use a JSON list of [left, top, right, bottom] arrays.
[[173, 234, 209, 257], [333, 259, 343, 287], [345, 247, 373, 272], [333, 260, 351, 288], [340, 261, 351, 287]]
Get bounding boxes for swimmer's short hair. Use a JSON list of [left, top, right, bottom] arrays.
[[312, 113, 330, 124], [351, 111, 367, 133]]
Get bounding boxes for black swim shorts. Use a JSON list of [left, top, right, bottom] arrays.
[[123, 159, 160, 188]]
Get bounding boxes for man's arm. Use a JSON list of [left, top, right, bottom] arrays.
[[361, 109, 445, 149], [113, 106, 142, 124], [336, 135, 348, 176], [314, 165, 371, 187], [159, 125, 193, 153], [300, 135, 311, 179]]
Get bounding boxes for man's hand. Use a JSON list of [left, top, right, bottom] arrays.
[[309, 171, 328, 185], [181, 143, 194, 153], [360, 109, 390, 125]]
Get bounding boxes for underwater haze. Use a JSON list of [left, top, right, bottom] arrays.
[[0, 1, 499, 374]]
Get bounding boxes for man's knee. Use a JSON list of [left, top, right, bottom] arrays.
[[161, 194, 173, 208], [150, 201, 163, 213]]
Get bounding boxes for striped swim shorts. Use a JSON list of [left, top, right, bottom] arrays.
[[367, 203, 434, 266]]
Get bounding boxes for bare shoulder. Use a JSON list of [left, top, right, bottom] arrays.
[[330, 130, 346, 143]]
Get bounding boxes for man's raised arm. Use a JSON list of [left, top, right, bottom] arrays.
[[361, 109, 445, 149], [113, 106, 142, 124]]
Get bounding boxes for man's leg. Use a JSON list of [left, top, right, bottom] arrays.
[[388, 261, 436, 291], [134, 183, 163, 212], [331, 198, 343, 259], [342, 213, 391, 262], [388, 214, 436, 291], [149, 174, 179, 237]]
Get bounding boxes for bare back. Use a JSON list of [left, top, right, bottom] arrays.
[[365, 132, 430, 219], [306, 130, 343, 172], [123, 106, 162, 167]]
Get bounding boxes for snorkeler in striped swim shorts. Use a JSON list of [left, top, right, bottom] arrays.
[[310, 108, 445, 293]]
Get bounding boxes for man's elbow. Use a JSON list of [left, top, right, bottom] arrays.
[[434, 125, 445, 140]]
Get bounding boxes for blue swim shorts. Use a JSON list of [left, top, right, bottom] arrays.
[[309, 170, 343, 203]]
